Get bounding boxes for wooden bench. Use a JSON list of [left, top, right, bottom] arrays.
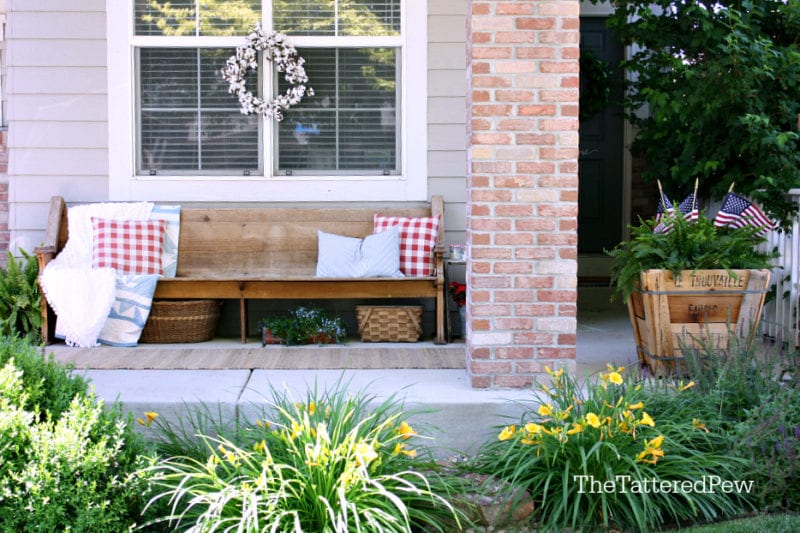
[[36, 196, 446, 344]]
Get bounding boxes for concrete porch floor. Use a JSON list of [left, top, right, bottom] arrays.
[[53, 286, 639, 456]]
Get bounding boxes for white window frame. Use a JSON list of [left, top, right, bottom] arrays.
[[107, 2, 427, 202]]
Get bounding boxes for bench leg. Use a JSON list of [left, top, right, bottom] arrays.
[[239, 297, 247, 343], [434, 291, 446, 345]]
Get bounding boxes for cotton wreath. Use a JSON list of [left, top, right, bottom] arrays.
[[221, 23, 313, 121]]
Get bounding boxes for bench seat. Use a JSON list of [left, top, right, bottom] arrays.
[[37, 196, 446, 344]]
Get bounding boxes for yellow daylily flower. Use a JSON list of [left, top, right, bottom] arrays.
[[136, 411, 158, 427], [398, 421, 417, 440], [566, 422, 583, 435], [607, 372, 623, 385], [628, 401, 644, 410], [393, 442, 417, 458], [538, 404, 554, 417], [308, 402, 316, 415], [585, 412, 601, 428], [524, 422, 545, 434], [646, 434, 664, 449], [639, 412, 655, 427], [680, 380, 696, 392], [498, 425, 517, 441], [692, 418, 709, 432], [354, 441, 378, 467]]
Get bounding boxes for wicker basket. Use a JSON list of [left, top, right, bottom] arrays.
[[140, 300, 222, 344], [356, 306, 423, 342]]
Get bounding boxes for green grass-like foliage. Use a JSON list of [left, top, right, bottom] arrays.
[[140, 377, 464, 532], [0, 250, 43, 343], [0, 336, 153, 531], [470, 365, 752, 532], [606, 213, 776, 302]]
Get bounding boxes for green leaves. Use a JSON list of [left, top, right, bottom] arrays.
[[606, 214, 777, 301], [0, 250, 43, 343], [603, 0, 800, 226]]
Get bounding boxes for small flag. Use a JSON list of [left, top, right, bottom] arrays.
[[677, 192, 699, 223], [713, 192, 775, 236], [653, 192, 674, 234]]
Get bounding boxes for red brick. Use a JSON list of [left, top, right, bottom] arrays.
[[516, 303, 556, 316], [496, 347, 535, 359], [472, 76, 513, 88], [495, 203, 533, 216], [471, 161, 512, 173], [470, 204, 491, 216], [518, 47, 555, 59], [515, 218, 556, 231], [558, 304, 577, 317], [472, 347, 492, 359], [471, 361, 513, 374], [517, 162, 555, 174], [494, 261, 533, 274], [472, 133, 512, 145], [541, 61, 579, 73], [495, 290, 534, 303], [495, 233, 534, 246], [495, 318, 534, 330], [558, 333, 577, 345], [519, 104, 557, 116], [540, 175, 578, 188], [538, 347, 576, 359], [539, 204, 579, 217], [494, 375, 534, 388], [560, 190, 578, 202], [538, 233, 577, 246], [559, 247, 578, 260], [494, 175, 535, 188], [516, 247, 555, 260], [559, 219, 578, 231], [561, 77, 580, 89], [472, 90, 491, 103], [516, 276, 555, 289], [497, 3, 535, 15], [540, 147, 579, 160], [515, 332, 555, 344], [516, 18, 555, 30], [472, 319, 491, 330], [561, 105, 579, 117], [470, 375, 492, 388], [472, 47, 514, 60], [517, 133, 556, 145], [471, 3, 491, 15], [472, 32, 493, 44], [559, 161, 579, 173], [495, 31, 536, 44], [473, 104, 513, 117], [472, 189, 514, 203], [538, 290, 577, 303], [496, 91, 535, 104], [472, 62, 492, 74]]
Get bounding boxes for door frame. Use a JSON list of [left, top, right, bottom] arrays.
[[579, 1, 633, 277]]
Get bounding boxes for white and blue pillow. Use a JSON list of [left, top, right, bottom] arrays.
[[316, 226, 404, 278]]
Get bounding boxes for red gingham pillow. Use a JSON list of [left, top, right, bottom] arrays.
[[91, 218, 167, 275], [374, 214, 440, 277]]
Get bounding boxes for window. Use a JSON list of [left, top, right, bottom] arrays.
[[109, 1, 425, 201]]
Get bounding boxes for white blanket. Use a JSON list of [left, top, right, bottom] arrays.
[[40, 202, 154, 347]]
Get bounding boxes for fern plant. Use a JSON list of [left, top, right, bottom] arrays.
[[606, 213, 777, 302], [0, 250, 43, 342]]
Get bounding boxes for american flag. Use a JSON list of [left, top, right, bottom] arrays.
[[713, 192, 775, 236], [654, 193, 697, 234], [677, 192, 699, 222]]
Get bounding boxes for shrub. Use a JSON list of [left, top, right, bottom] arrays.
[[0, 250, 43, 342], [140, 377, 465, 532], [470, 365, 752, 532], [0, 336, 155, 531]]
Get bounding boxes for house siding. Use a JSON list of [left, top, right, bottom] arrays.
[[4, 1, 470, 256], [5, 0, 108, 254]]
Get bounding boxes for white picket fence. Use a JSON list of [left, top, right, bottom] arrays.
[[760, 188, 800, 349]]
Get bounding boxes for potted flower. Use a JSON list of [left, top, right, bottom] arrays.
[[605, 211, 776, 374], [449, 282, 467, 336], [259, 306, 347, 346]]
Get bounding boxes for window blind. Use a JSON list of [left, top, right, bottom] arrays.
[[138, 48, 260, 174], [276, 47, 399, 174]]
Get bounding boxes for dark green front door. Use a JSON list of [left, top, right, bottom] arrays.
[[579, 18, 624, 253]]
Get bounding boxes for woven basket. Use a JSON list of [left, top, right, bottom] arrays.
[[356, 306, 423, 342], [140, 300, 222, 344]]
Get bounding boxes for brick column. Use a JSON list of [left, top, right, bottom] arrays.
[[466, 0, 579, 388]]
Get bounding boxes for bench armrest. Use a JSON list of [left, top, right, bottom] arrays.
[[34, 245, 57, 273]]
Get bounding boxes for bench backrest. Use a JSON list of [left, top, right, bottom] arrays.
[[45, 197, 443, 278]]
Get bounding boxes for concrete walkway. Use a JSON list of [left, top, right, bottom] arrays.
[[66, 287, 639, 456]]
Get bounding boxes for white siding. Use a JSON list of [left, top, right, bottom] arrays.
[[7, 0, 469, 250], [428, 0, 468, 246], [6, 0, 107, 252]]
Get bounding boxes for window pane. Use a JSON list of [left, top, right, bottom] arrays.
[[276, 47, 398, 174], [274, 0, 400, 36], [135, 0, 261, 36], [139, 48, 260, 174]]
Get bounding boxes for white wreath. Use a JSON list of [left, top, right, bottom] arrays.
[[221, 23, 313, 121]]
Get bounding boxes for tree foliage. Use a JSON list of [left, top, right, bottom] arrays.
[[603, 0, 800, 226]]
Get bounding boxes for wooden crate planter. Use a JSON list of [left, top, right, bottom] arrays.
[[627, 269, 771, 375]]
